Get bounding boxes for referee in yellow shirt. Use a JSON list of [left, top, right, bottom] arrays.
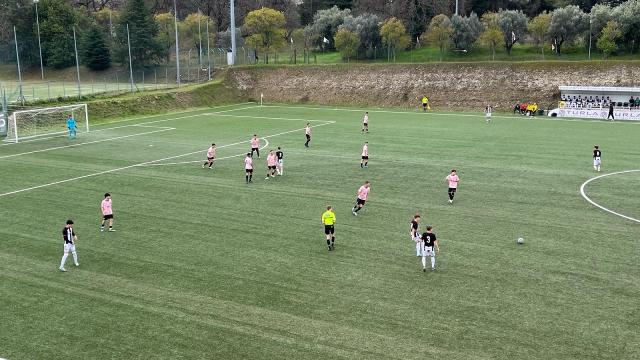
[[321, 205, 336, 251]]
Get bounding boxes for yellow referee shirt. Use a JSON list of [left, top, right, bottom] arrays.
[[322, 211, 336, 225]]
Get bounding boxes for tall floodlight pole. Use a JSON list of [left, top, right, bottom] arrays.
[[73, 27, 81, 97], [206, 19, 211, 80], [230, 0, 236, 65], [198, 9, 203, 67], [174, 0, 180, 86], [34, 0, 44, 79], [126, 24, 134, 93], [455, 0, 459, 16], [13, 26, 24, 104], [588, 17, 592, 60]]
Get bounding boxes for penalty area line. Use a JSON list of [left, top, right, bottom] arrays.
[[0, 121, 334, 198], [579, 169, 640, 224]]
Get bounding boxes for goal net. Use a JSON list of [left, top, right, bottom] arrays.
[[5, 103, 89, 143]]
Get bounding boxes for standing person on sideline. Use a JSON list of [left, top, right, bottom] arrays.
[[265, 150, 277, 179], [352, 181, 371, 216], [420, 226, 439, 272], [202, 143, 216, 169], [360, 142, 369, 168], [362, 112, 369, 133], [485, 105, 492, 123], [445, 169, 460, 204], [304, 123, 311, 147], [244, 153, 254, 183], [275, 147, 284, 175], [250, 135, 260, 158], [410, 214, 422, 257], [593, 145, 602, 172], [607, 103, 615, 121], [100, 193, 115, 232], [59, 220, 79, 272], [66, 115, 77, 139], [321, 205, 337, 251], [421, 96, 430, 111]]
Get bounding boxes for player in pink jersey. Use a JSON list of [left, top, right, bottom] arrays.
[[265, 150, 277, 179], [244, 153, 254, 183], [100, 193, 115, 232], [202, 143, 216, 169], [352, 181, 370, 216], [360, 142, 369, 168], [304, 123, 311, 147], [362, 112, 369, 133], [250, 135, 260, 158], [445, 169, 460, 204]]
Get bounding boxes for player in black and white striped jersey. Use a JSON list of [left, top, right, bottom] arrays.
[[59, 219, 79, 272], [485, 105, 492, 123], [593, 145, 602, 172]]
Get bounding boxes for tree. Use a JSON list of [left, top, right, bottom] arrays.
[[422, 14, 453, 62], [154, 12, 175, 63], [334, 27, 360, 62], [549, 5, 588, 55], [306, 6, 352, 50], [379, 17, 410, 62], [478, 26, 503, 60], [39, 0, 80, 69], [597, 20, 621, 59], [341, 13, 381, 59], [450, 13, 484, 50], [180, 12, 215, 66], [589, 4, 612, 39], [243, 7, 286, 64], [116, 0, 162, 68], [83, 24, 111, 70], [497, 9, 528, 55], [528, 11, 551, 59], [611, 0, 640, 53]]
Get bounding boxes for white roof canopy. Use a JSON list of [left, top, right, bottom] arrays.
[[559, 86, 640, 94]]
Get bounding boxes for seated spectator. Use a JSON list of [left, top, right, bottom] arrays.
[[514, 103, 521, 114], [561, 94, 567, 101], [588, 96, 594, 103], [520, 103, 527, 115], [630, 96, 635, 108], [635, 97, 640, 108], [526, 103, 535, 116], [532, 103, 539, 114]]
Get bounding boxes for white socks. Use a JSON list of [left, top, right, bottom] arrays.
[[416, 242, 421, 256], [421, 256, 427, 268], [60, 253, 68, 268], [431, 256, 435, 269], [72, 251, 78, 266], [421, 256, 436, 269]]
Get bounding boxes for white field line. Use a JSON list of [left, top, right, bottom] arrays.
[[0, 121, 334, 198], [0, 128, 176, 160], [210, 114, 335, 122], [579, 169, 640, 224], [261, 104, 640, 125], [0, 106, 259, 156], [143, 139, 270, 167]]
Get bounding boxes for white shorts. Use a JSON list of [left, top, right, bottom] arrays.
[[593, 157, 601, 166], [421, 246, 435, 257], [63, 243, 76, 253], [486, 113, 491, 118], [277, 159, 283, 166]]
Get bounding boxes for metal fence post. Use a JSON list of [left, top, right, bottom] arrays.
[[47, 81, 50, 101], [63, 80, 66, 98]]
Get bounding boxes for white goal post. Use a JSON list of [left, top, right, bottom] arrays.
[[6, 103, 89, 143]]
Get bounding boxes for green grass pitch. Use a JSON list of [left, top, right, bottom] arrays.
[[0, 104, 638, 360]]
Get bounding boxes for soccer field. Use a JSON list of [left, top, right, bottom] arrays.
[[0, 104, 638, 360]]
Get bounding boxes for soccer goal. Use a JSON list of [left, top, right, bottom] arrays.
[[5, 103, 89, 143]]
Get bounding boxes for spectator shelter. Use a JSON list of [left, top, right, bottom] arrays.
[[551, 86, 640, 121]]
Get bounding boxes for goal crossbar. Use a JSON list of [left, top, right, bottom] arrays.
[[8, 103, 89, 143]]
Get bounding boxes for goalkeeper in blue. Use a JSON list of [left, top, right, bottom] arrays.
[[66, 115, 77, 139]]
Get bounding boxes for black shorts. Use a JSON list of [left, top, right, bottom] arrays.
[[361, 156, 369, 160], [422, 103, 427, 108], [306, 134, 310, 140], [251, 147, 259, 152], [356, 198, 366, 206], [207, 157, 215, 161], [363, 123, 368, 127], [268, 165, 276, 170], [448, 188, 457, 193], [246, 169, 253, 174], [324, 225, 334, 235], [103, 214, 114, 220]]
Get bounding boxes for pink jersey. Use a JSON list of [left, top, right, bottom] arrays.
[[357, 185, 370, 200], [363, 114, 369, 124], [251, 138, 259, 149], [361, 145, 368, 157], [207, 146, 216, 158], [267, 154, 277, 166], [101, 199, 112, 215], [244, 157, 253, 170], [447, 174, 459, 188], [305, 126, 311, 135]]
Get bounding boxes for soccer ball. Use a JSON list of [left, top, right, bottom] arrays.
[[517, 237, 525, 244]]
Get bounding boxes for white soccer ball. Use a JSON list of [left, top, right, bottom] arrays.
[[517, 237, 525, 244]]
